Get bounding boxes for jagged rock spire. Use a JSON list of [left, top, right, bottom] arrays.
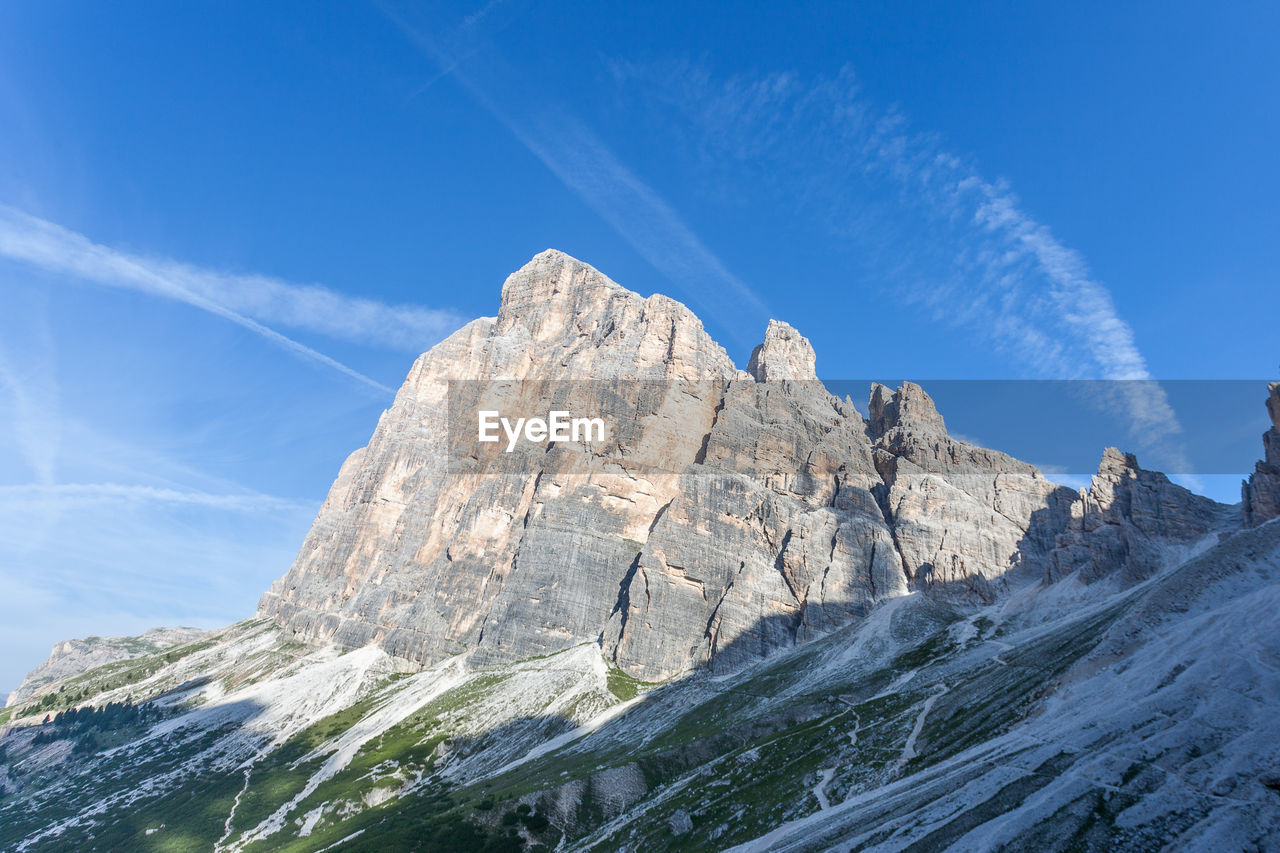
[[867, 381, 946, 439], [1050, 447, 1222, 583], [747, 319, 817, 382], [257, 250, 1233, 680]]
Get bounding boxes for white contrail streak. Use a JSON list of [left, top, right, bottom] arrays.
[[0, 204, 460, 392]]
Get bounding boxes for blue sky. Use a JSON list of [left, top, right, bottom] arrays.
[[0, 1, 1276, 693]]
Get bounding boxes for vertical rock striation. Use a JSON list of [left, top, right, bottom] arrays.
[[1243, 382, 1280, 527], [867, 382, 1078, 602], [1050, 448, 1223, 583], [259, 250, 1233, 681], [259, 251, 742, 674]]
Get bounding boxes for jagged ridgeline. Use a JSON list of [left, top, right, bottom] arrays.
[[2, 251, 1278, 852]]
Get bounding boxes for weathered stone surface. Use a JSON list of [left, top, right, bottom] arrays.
[[605, 378, 904, 679], [1243, 382, 1280, 527], [867, 382, 1077, 602], [259, 250, 904, 680], [746, 320, 817, 382], [1051, 448, 1225, 583], [260, 251, 740, 673], [868, 381, 946, 437], [258, 249, 1231, 681], [6, 627, 209, 707]]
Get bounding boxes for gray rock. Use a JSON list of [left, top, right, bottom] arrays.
[[747, 320, 817, 382], [868, 381, 1077, 602], [259, 250, 907, 680], [605, 376, 903, 679], [1243, 382, 1280, 527], [6, 627, 209, 707], [257, 249, 1231, 682], [1051, 448, 1224, 583]]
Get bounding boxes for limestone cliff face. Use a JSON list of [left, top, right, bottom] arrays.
[[1243, 382, 1280, 527], [258, 250, 1233, 680], [867, 382, 1078, 602], [259, 251, 903, 680], [746, 320, 816, 382], [1050, 448, 1224, 584], [259, 251, 742, 678], [605, 375, 902, 678]]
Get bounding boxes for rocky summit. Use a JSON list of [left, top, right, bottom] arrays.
[[2, 251, 1278, 852], [257, 250, 1215, 680]]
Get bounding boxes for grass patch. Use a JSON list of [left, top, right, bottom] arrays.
[[605, 666, 648, 701]]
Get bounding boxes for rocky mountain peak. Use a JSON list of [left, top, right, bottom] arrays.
[[1051, 447, 1223, 583], [1095, 445, 1140, 483], [496, 249, 623, 336], [6, 627, 209, 707], [746, 319, 817, 382], [257, 253, 1234, 681], [867, 381, 946, 439], [483, 249, 737, 380]]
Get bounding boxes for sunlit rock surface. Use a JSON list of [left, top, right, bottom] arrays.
[[3, 252, 1278, 852], [258, 251, 1239, 680]]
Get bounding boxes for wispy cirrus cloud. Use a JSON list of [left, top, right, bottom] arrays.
[[0, 336, 311, 555], [0, 311, 59, 487], [494, 103, 770, 333], [609, 62, 1150, 381], [0, 482, 311, 514], [0, 205, 464, 393], [606, 62, 1191, 474], [382, 6, 770, 345], [0, 485, 309, 693]]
